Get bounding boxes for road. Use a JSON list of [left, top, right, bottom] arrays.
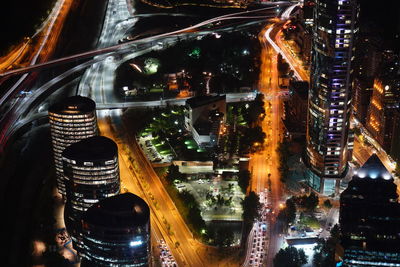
[[274, 22, 309, 81], [243, 22, 286, 267], [0, 2, 290, 78], [0, 1, 296, 265], [0, 0, 72, 71], [0, 6, 280, 151], [98, 113, 205, 266]]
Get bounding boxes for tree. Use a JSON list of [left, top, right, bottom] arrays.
[[240, 126, 266, 153], [273, 246, 308, 267], [323, 199, 333, 209], [242, 191, 261, 223], [214, 227, 235, 247], [277, 140, 290, 183], [277, 198, 297, 227], [238, 170, 251, 193], [303, 192, 319, 211], [166, 164, 185, 183], [243, 94, 265, 125], [313, 225, 340, 267], [394, 163, 400, 178]]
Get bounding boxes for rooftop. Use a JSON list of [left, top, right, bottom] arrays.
[[83, 193, 150, 228], [186, 94, 226, 109], [62, 136, 117, 162], [354, 154, 392, 180], [48, 95, 96, 115]]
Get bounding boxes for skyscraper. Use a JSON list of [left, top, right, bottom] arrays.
[[80, 193, 150, 267], [48, 96, 98, 195], [305, 0, 359, 195], [339, 155, 400, 266], [366, 53, 400, 153], [62, 136, 120, 252]]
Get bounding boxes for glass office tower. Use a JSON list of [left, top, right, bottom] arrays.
[[305, 0, 359, 195]]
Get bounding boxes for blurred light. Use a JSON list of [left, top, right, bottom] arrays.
[[383, 173, 391, 180], [369, 172, 378, 179], [130, 240, 143, 247], [358, 171, 366, 178]]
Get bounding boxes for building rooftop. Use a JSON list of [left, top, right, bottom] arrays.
[[341, 154, 398, 202], [83, 193, 150, 228], [62, 136, 117, 163], [48, 95, 96, 115], [186, 94, 226, 109], [354, 154, 392, 180], [194, 121, 212, 135]]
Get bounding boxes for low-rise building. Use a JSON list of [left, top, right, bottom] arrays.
[[185, 95, 226, 148]]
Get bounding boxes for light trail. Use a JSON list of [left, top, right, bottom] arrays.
[[264, 26, 302, 80]]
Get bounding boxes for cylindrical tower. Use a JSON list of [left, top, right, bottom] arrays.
[[62, 136, 120, 252], [80, 193, 150, 267], [48, 96, 98, 195]]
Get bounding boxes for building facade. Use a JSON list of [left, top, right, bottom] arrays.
[[48, 96, 98, 195], [185, 95, 226, 148], [62, 136, 120, 252], [339, 155, 400, 266], [80, 193, 150, 267], [283, 81, 309, 139], [305, 0, 359, 195], [365, 53, 400, 153], [351, 76, 373, 124]]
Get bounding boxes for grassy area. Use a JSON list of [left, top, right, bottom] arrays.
[[299, 215, 321, 229]]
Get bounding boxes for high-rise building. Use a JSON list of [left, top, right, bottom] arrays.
[[351, 76, 373, 124], [304, 0, 359, 195], [80, 193, 150, 267], [48, 96, 98, 195], [339, 154, 400, 266], [62, 136, 120, 252], [389, 108, 400, 163], [283, 81, 309, 139], [366, 53, 400, 153]]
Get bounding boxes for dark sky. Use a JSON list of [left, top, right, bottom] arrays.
[[359, 0, 400, 49]]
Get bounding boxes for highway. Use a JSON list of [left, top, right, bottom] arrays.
[[0, 6, 282, 151], [0, 1, 300, 265], [0, 2, 291, 78], [0, 0, 73, 108]]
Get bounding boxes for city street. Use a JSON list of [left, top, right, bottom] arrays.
[[244, 22, 286, 266]]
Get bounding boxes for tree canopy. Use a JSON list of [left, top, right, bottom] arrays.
[[273, 246, 308, 267], [242, 191, 261, 223]]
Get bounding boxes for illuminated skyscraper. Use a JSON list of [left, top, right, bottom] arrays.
[[80, 193, 150, 267], [305, 0, 359, 195], [48, 96, 98, 195], [62, 136, 120, 252], [339, 155, 400, 266], [366, 53, 400, 153]]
